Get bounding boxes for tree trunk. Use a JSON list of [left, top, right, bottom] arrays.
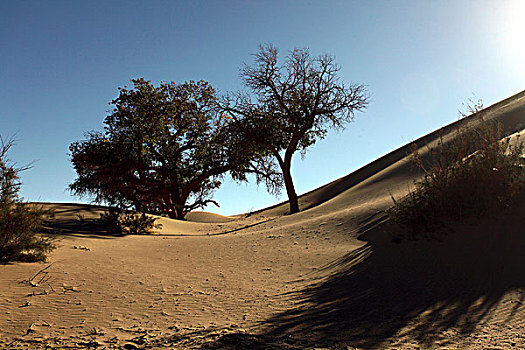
[[166, 203, 186, 220], [175, 205, 185, 220], [282, 163, 299, 214]]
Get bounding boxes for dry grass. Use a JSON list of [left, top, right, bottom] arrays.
[[388, 117, 525, 240]]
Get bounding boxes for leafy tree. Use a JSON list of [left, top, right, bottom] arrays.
[[0, 137, 54, 262], [70, 79, 253, 220], [222, 44, 369, 214]]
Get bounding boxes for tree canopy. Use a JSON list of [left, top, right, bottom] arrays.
[[221, 44, 369, 214], [70, 78, 253, 219]]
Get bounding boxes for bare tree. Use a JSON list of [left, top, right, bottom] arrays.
[[222, 44, 369, 214]]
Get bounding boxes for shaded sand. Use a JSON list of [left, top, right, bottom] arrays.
[[1, 90, 525, 349]]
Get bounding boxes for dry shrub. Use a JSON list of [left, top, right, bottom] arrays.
[[0, 138, 55, 262], [99, 207, 162, 234], [388, 117, 525, 240]]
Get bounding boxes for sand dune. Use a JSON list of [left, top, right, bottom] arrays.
[[1, 91, 524, 349]]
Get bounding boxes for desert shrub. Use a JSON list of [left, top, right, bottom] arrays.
[[99, 207, 162, 234], [0, 138, 55, 262], [388, 117, 525, 240]]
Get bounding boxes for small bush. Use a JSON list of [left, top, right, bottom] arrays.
[[99, 207, 162, 234], [0, 138, 55, 263], [388, 116, 525, 240]]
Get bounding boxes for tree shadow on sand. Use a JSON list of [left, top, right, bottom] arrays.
[[203, 209, 525, 349], [39, 205, 125, 238], [40, 218, 126, 238]]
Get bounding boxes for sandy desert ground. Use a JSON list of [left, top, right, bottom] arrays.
[[1, 91, 525, 349]]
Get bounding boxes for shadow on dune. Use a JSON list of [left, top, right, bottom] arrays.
[[262, 213, 524, 348], [40, 218, 125, 238], [203, 208, 525, 349], [39, 204, 125, 238]]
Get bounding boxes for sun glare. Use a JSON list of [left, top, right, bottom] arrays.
[[502, 0, 525, 78]]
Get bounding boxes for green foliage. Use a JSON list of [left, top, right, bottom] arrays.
[[388, 116, 525, 240], [70, 79, 253, 219], [0, 137, 54, 263], [98, 208, 162, 234], [222, 44, 369, 213]]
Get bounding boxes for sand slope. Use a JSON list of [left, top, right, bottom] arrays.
[[1, 91, 524, 349]]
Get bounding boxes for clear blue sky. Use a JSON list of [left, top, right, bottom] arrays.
[[1, 0, 524, 215]]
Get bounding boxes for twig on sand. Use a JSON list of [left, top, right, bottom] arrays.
[[29, 264, 53, 282], [116, 326, 148, 333], [28, 264, 53, 285]]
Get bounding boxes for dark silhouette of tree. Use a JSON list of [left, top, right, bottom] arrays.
[[222, 44, 369, 214], [70, 79, 253, 220]]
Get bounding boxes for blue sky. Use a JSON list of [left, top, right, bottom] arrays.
[[1, 0, 524, 215]]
